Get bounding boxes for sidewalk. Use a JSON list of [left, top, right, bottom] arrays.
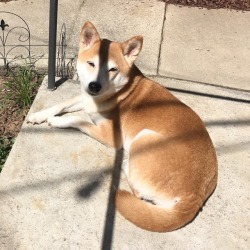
[[1, 0, 250, 249]]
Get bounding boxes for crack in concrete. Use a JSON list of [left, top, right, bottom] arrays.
[[156, 2, 167, 75]]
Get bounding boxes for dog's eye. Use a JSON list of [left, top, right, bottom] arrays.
[[87, 61, 95, 67], [109, 67, 118, 72]]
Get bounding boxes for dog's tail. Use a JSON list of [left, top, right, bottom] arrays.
[[115, 190, 201, 232]]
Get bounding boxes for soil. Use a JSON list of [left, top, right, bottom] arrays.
[[0, 71, 30, 139], [163, 0, 250, 11], [0, 67, 43, 170], [0, 76, 28, 138]]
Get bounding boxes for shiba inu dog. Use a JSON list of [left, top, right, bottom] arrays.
[[27, 21, 218, 232]]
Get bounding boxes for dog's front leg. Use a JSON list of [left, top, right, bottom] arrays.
[[27, 95, 84, 124], [48, 116, 122, 149]]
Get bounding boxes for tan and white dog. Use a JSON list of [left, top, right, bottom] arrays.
[[28, 21, 218, 232]]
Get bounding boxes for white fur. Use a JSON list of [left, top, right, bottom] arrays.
[[47, 116, 83, 128], [123, 129, 161, 152], [77, 56, 100, 93]]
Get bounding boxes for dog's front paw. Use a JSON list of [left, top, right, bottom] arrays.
[[47, 116, 82, 129], [27, 111, 50, 124], [47, 116, 68, 128]]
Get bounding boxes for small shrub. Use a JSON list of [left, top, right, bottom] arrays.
[[3, 65, 41, 108]]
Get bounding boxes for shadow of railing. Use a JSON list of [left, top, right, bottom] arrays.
[[71, 39, 123, 249], [167, 87, 250, 104], [0, 168, 112, 197], [96, 40, 124, 250], [205, 119, 250, 127]]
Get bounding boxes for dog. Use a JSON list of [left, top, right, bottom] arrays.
[[27, 21, 218, 232]]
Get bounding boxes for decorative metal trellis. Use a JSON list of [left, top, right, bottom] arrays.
[[56, 23, 66, 78], [0, 11, 72, 80], [0, 11, 31, 70], [56, 22, 77, 80]]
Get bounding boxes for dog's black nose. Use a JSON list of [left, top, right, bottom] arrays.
[[88, 81, 102, 94]]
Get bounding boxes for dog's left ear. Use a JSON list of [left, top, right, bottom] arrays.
[[79, 21, 100, 51], [122, 36, 143, 66]]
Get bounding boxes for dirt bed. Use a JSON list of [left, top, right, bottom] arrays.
[[0, 67, 43, 170], [164, 0, 250, 11]]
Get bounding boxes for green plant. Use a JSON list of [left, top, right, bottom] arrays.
[[3, 65, 41, 108]]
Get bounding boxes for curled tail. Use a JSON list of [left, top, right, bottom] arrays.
[[115, 190, 201, 232]]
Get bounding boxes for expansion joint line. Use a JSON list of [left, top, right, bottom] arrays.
[[157, 3, 167, 75]]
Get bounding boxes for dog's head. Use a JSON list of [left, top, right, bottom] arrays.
[[77, 21, 143, 98]]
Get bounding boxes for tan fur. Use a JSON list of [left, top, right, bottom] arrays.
[[28, 21, 218, 232]]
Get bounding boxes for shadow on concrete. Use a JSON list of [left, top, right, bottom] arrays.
[[55, 77, 68, 89], [77, 150, 123, 200], [95, 39, 123, 250], [0, 168, 112, 197], [76, 167, 114, 199], [101, 148, 123, 250], [167, 87, 250, 104], [22, 126, 82, 135], [205, 119, 250, 127]]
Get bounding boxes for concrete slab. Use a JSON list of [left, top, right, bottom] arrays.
[[69, 0, 166, 75], [1, 76, 249, 249], [0, 0, 166, 74], [159, 5, 250, 91]]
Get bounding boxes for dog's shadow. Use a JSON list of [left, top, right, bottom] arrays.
[[76, 149, 124, 249]]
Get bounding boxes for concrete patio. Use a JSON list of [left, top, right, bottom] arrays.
[[0, 0, 250, 249]]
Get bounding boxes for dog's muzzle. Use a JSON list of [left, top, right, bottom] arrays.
[[88, 81, 102, 95]]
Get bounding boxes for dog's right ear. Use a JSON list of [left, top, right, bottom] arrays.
[[79, 21, 100, 51]]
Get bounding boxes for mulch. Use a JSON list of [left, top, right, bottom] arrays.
[[163, 0, 250, 11]]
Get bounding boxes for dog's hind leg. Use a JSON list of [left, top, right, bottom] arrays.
[[27, 95, 84, 124]]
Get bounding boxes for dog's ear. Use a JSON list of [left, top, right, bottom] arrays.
[[79, 21, 100, 51], [122, 36, 143, 66]]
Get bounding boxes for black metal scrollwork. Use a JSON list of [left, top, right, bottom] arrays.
[[0, 11, 70, 79], [56, 23, 67, 78], [0, 19, 9, 31], [0, 11, 31, 70]]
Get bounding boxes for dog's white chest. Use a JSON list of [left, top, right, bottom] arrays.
[[82, 94, 99, 114]]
